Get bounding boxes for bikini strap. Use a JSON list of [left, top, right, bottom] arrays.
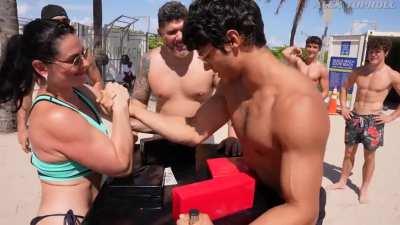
[[30, 210, 84, 225]]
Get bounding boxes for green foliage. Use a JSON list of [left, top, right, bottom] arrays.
[[323, 51, 328, 64], [269, 46, 287, 60], [148, 34, 163, 49]]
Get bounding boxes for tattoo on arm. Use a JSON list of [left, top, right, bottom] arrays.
[[131, 56, 151, 104], [130, 55, 153, 133]]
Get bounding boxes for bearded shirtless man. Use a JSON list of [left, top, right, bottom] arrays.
[[283, 36, 329, 99], [125, 1, 329, 224], [130, 1, 239, 154], [327, 37, 400, 204]]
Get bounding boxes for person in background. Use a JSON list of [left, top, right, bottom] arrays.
[[327, 37, 400, 204], [123, 1, 329, 224], [130, 1, 240, 156], [118, 54, 135, 90], [283, 36, 329, 100]]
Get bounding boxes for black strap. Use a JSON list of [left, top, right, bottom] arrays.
[[29, 90, 101, 125], [30, 210, 84, 225], [30, 96, 82, 115], [29, 94, 83, 119], [73, 88, 101, 123]]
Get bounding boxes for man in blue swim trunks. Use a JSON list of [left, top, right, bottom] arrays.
[[328, 37, 400, 204]]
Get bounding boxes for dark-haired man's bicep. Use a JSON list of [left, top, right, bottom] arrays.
[[251, 98, 327, 225]]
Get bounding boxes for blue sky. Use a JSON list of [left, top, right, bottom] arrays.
[[16, 0, 400, 47]]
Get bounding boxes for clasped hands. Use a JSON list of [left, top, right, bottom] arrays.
[[96, 82, 141, 116]]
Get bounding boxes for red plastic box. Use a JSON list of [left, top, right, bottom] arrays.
[[206, 158, 240, 178], [172, 172, 255, 220]]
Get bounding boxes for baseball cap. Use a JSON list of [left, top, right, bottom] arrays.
[[41, 4, 68, 20]]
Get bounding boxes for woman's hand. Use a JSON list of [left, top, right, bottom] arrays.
[[97, 83, 129, 113]]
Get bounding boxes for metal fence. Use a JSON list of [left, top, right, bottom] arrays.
[[71, 18, 148, 82], [17, 16, 149, 82]]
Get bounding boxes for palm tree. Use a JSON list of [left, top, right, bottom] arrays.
[[274, 0, 352, 46], [0, 0, 18, 59], [93, 0, 106, 75], [0, 0, 18, 133], [93, 0, 102, 50]]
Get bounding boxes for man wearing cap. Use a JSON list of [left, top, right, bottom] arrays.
[[40, 4, 103, 91], [40, 4, 70, 24], [16, 4, 104, 152]]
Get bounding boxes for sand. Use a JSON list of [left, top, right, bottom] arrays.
[[0, 115, 399, 225]]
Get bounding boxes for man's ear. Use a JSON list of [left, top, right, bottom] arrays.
[[224, 29, 242, 52], [158, 28, 168, 44], [32, 60, 49, 80]]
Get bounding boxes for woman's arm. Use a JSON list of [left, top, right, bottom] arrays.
[[30, 83, 135, 177]]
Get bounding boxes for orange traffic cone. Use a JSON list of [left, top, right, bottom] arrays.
[[328, 88, 338, 115]]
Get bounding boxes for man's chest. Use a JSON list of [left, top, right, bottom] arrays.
[[229, 98, 275, 150], [303, 64, 321, 81], [224, 90, 282, 187], [356, 73, 391, 92], [148, 67, 214, 100], [231, 103, 282, 187]]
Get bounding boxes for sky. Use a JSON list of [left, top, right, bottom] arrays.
[[16, 0, 400, 47]]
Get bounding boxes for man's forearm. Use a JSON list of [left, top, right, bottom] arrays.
[[133, 107, 203, 146], [88, 64, 104, 91], [16, 109, 28, 132], [321, 88, 329, 101], [17, 94, 32, 132], [130, 118, 155, 134], [250, 203, 318, 225], [321, 82, 329, 100]]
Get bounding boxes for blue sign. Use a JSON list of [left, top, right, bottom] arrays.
[[329, 71, 353, 93], [329, 57, 358, 70], [340, 41, 351, 56]]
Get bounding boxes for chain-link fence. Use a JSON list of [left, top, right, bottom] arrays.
[[18, 16, 149, 83]]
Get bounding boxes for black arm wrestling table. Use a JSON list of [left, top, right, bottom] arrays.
[[83, 139, 282, 225]]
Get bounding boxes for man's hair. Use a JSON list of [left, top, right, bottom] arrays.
[[306, 36, 322, 49], [182, 0, 266, 51], [121, 54, 130, 64], [158, 1, 188, 28], [367, 37, 392, 53]]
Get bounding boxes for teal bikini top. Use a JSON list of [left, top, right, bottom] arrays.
[[30, 88, 108, 182]]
